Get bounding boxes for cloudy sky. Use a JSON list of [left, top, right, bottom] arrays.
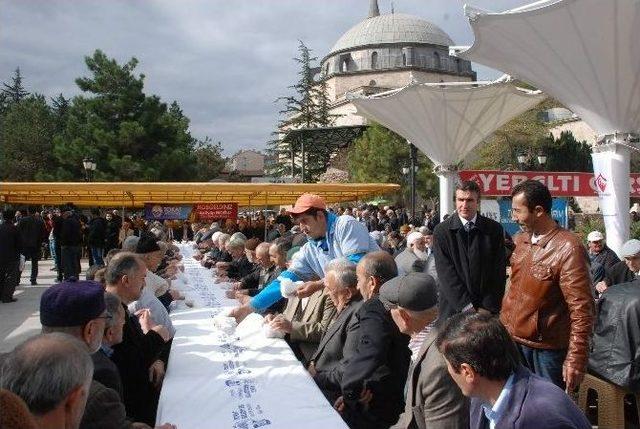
[[0, 0, 530, 155]]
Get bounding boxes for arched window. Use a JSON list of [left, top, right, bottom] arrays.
[[455, 58, 462, 73], [342, 60, 348, 72], [402, 52, 407, 66], [371, 52, 378, 69], [433, 52, 441, 69]]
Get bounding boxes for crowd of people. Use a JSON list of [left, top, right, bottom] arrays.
[[1, 178, 639, 429]]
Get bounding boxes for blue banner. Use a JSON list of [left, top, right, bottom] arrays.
[[498, 198, 568, 236], [144, 204, 192, 220]]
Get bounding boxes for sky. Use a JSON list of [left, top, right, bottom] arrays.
[[0, 0, 531, 155]]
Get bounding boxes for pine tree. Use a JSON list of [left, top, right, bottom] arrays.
[[266, 41, 337, 181], [2, 67, 29, 104]]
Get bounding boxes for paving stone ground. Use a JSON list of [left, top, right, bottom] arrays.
[[0, 258, 90, 353]]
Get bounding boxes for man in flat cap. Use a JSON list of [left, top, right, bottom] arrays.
[[380, 272, 468, 429], [586, 230, 619, 286], [595, 239, 640, 295]]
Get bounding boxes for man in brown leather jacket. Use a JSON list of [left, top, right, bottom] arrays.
[[501, 180, 594, 391]]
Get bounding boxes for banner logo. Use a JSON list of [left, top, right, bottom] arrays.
[[595, 173, 607, 193]]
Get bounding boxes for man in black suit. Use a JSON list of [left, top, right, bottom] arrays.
[[104, 252, 171, 426], [93, 292, 126, 399], [308, 258, 363, 402], [433, 180, 506, 321], [0, 210, 21, 303], [17, 207, 46, 285], [337, 251, 411, 429]]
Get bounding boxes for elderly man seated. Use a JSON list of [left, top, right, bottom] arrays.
[[381, 272, 468, 428], [587, 230, 620, 285], [215, 236, 254, 280], [595, 239, 640, 296], [308, 258, 363, 402], [105, 252, 171, 426], [394, 231, 436, 279], [264, 257, 337, 363], [228, 242, 282, 302]]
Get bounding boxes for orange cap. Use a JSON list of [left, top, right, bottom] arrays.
[[287, 193, 327, 215]]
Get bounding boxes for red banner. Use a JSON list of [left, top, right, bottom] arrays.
[[193, 203, 238, 221], [459, 170, 640, 197]]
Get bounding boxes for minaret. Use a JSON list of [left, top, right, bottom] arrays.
[[368, 0, 380, 18]]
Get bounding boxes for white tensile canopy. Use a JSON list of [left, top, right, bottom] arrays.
[[459, 0, 640, 255], [350, 79, 545, 220]]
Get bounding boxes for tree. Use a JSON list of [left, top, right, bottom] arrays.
[[472, 98, 558, 170], [0, 94, 56, 181], [539, 131, 592, 172], [51, 50, 200, 181], [266, 41, 337, 181], [2, 67, 29, 105], [348, 122, 438, 204], [192, 137, 226, 181]]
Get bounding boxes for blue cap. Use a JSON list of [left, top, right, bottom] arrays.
[[40, 278, 106, 327]]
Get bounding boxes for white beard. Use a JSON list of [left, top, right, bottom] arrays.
[[413, 248, 429, 261]]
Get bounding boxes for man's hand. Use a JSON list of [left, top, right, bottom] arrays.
[[333, 396, 345, 414], [238, 294, 250, 305], [307, 362, 317, 377], [135, 309, 154, 334], [225, 289, 237, 299], [232, 282, 242, 290], [269, 315, 292, 334], [563, 363, 585, 392], [229, 304, 253, 323], [595, 281, 608, 294], [169, 289, 183, 300], [151, 325, 171, 342], [155, 423, 177, 429], [263, 313, 276, 324], [149, 360, 165, 388], [295, 280, 323, 298]]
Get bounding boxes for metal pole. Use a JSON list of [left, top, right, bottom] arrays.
[[301, 139, 306, 183], [409, 143, 417, 222]]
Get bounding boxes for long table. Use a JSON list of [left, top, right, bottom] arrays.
[[156, 243, 348, 429]]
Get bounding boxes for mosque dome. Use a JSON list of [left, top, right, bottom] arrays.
[[329, 13, 455, 56]]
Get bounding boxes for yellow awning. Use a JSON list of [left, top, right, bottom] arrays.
[[0, 182, 400, 208]]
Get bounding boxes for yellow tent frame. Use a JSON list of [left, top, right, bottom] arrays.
[[0, 182, 400, 208]]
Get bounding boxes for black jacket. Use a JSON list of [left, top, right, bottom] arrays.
[[92, 348, 124, 400], [433, 213, 506, 321], [590, 280, 640, 392], [227, 256, 255, 280], [240, 265, 281, 295], [605, 260, 637, 287], [0, 222, 21, 264], [88, 216, 108, 247], [59, 214, 83, 246], [111, 305, 167, 426], [312, 297, 364, 400], [340, 297, 410, 429], [17, 215, 46, 249]]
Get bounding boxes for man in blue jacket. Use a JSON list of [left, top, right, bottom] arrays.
[[230, 193, 379, 322], [436, 312, 590, 429]]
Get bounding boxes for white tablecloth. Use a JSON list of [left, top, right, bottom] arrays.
[[156, 243, 348, 429]]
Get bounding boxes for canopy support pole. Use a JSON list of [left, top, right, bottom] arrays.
[[435, 166, 459, 221], [409, 143, 417, 222], [591, 132, 637, 256]]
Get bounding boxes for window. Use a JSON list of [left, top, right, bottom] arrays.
[[402, 52, 407, 66], [371, 52, 378, 69], [455, 58, 462, 73], [433, 52, 441, 69]]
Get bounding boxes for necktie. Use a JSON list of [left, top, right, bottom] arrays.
[[465, 221, 474, 232]]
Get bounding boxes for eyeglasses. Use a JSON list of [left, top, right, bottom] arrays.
[[94, 312, 113, 322]]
